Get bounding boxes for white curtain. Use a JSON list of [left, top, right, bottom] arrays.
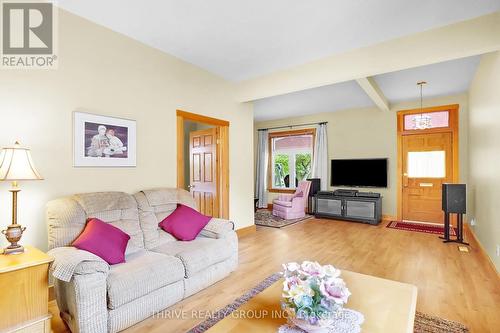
[[312, 123, 328, 190], [255, 130, 269, 208]]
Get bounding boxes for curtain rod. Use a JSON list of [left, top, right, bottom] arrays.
[[257, 121, 327, 131]]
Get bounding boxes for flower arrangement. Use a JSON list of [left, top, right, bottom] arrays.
[[281, 261, 351, 331]]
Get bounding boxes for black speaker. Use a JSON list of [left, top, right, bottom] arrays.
[[307, 178, 321, 197], [442, 184, 466, 214]]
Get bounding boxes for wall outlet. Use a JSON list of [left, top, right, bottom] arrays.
[[496, 245, 500, 257], [470, 218, 476, 226]]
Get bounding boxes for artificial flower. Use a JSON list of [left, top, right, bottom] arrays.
[[300, 261, 325, 278], [323, 264, 341, 278], [319, 277, 351, 305], [283, 262, 301, 273], [294, 294, 313, 308], [283, 280, 314, 300], [281, 260, 350, 327]]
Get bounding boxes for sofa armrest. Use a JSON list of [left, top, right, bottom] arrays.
[[48, 246, 109, 282], [292, 196, 306, 205], [53, 271, 108, 333], [199, 218, 238, 272], [199, 218, 235, 239], [49, 247, 109, 333], [72, 260, 109, 276]]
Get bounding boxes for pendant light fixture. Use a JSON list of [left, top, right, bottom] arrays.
[[412, 81, 432, 130]]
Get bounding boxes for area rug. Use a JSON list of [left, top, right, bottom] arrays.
[[414, 312, 469, 333], [255, 209, 313, 228], [187, 273, 469, 333], [387, 220, 457, 236]]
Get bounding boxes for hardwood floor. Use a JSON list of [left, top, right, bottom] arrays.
[[50, 218, 500, 333]]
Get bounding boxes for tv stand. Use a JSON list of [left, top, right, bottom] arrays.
[[314, 190, 382, 225]]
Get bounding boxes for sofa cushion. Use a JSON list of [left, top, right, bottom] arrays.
[[106, 250, 185, 310], [159, 204, 211, 241], [151, 238, 232, 277], [72, 218, 130, 264]]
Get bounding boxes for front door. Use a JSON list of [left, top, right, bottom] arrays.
[[402, 132, 453, 223], [189, 128, 218, 217]]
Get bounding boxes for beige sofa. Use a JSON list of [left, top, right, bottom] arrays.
[[46, 188, 238, 333]]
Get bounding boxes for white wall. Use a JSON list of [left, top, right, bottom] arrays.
[[255, 94, 469, 217], [468, 51, 500, 271], [0, 9, 255, 251]]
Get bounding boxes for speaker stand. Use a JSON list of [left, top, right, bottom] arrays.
[[439, 213, 451, 241], [440, 213, 469, 245]]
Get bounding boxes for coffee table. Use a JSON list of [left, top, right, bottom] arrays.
[[206, 270, 417, 332]]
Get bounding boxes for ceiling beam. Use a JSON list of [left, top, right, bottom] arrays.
[[355, 77, 390, 111], [236, 12, 500, 102]]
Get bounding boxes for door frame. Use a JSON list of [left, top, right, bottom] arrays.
[[176, 110, 230, 219], [396, 104, 459, 220]]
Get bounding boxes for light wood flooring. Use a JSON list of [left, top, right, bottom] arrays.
[[50, 218, 500, 333]]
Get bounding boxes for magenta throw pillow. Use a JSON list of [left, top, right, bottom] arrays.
[[159, 204, 211, 241], [72, 218, 130, 265]]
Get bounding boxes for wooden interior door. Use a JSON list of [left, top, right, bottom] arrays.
[[402, 132, 453, 223], [189, 128, 218, 217]]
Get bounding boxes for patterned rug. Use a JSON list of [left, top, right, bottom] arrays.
[[387, 220, 457, 236], [187, 273, 469, 333], [255, 209, 313, 228], [414, 312, 469, 333]]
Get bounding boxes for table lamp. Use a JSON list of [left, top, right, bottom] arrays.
[[0, 142, 43, 254]]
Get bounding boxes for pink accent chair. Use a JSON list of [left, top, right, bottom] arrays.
[[272, 180, 311, 219]]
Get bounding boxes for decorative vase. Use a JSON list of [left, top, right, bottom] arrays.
[[289, 315, 334, 333]]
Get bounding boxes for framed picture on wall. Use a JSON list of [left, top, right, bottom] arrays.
[[73, 111, 136, 167]]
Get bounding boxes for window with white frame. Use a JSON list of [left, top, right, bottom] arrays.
[[269, 130, 314, 190]]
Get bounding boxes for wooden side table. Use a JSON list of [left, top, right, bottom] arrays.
[[0, 246, 54, 333]]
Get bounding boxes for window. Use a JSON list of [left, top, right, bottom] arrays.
[[269, 129, 314, 190], [404, 111, 449, 130], [407, 151, 445, 178]]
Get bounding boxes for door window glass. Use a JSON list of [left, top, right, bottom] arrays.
[[407, 151, 445, 178], [404, 111, 449, 130]]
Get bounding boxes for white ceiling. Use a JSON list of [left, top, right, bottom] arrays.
[[253, 56, 480, 121], [253, 81, 374, 121], [57, 0, 500, 81], [374, 56, 481, 103]]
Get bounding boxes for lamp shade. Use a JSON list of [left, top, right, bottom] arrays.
[[0, 142, 43, 181]]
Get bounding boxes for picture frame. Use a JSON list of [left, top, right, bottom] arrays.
[[73, 111, 137, 167]]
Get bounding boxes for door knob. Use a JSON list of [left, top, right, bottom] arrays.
[[188, 185, 195, 189]]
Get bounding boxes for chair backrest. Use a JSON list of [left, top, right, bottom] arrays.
[[296, 180, 312, 200]]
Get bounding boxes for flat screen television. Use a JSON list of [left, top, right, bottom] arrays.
[[331, 158, 388, 188]]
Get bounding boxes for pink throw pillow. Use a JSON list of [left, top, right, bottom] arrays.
[[159, 204, 211, 241], [72, 218, 130, 265]]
